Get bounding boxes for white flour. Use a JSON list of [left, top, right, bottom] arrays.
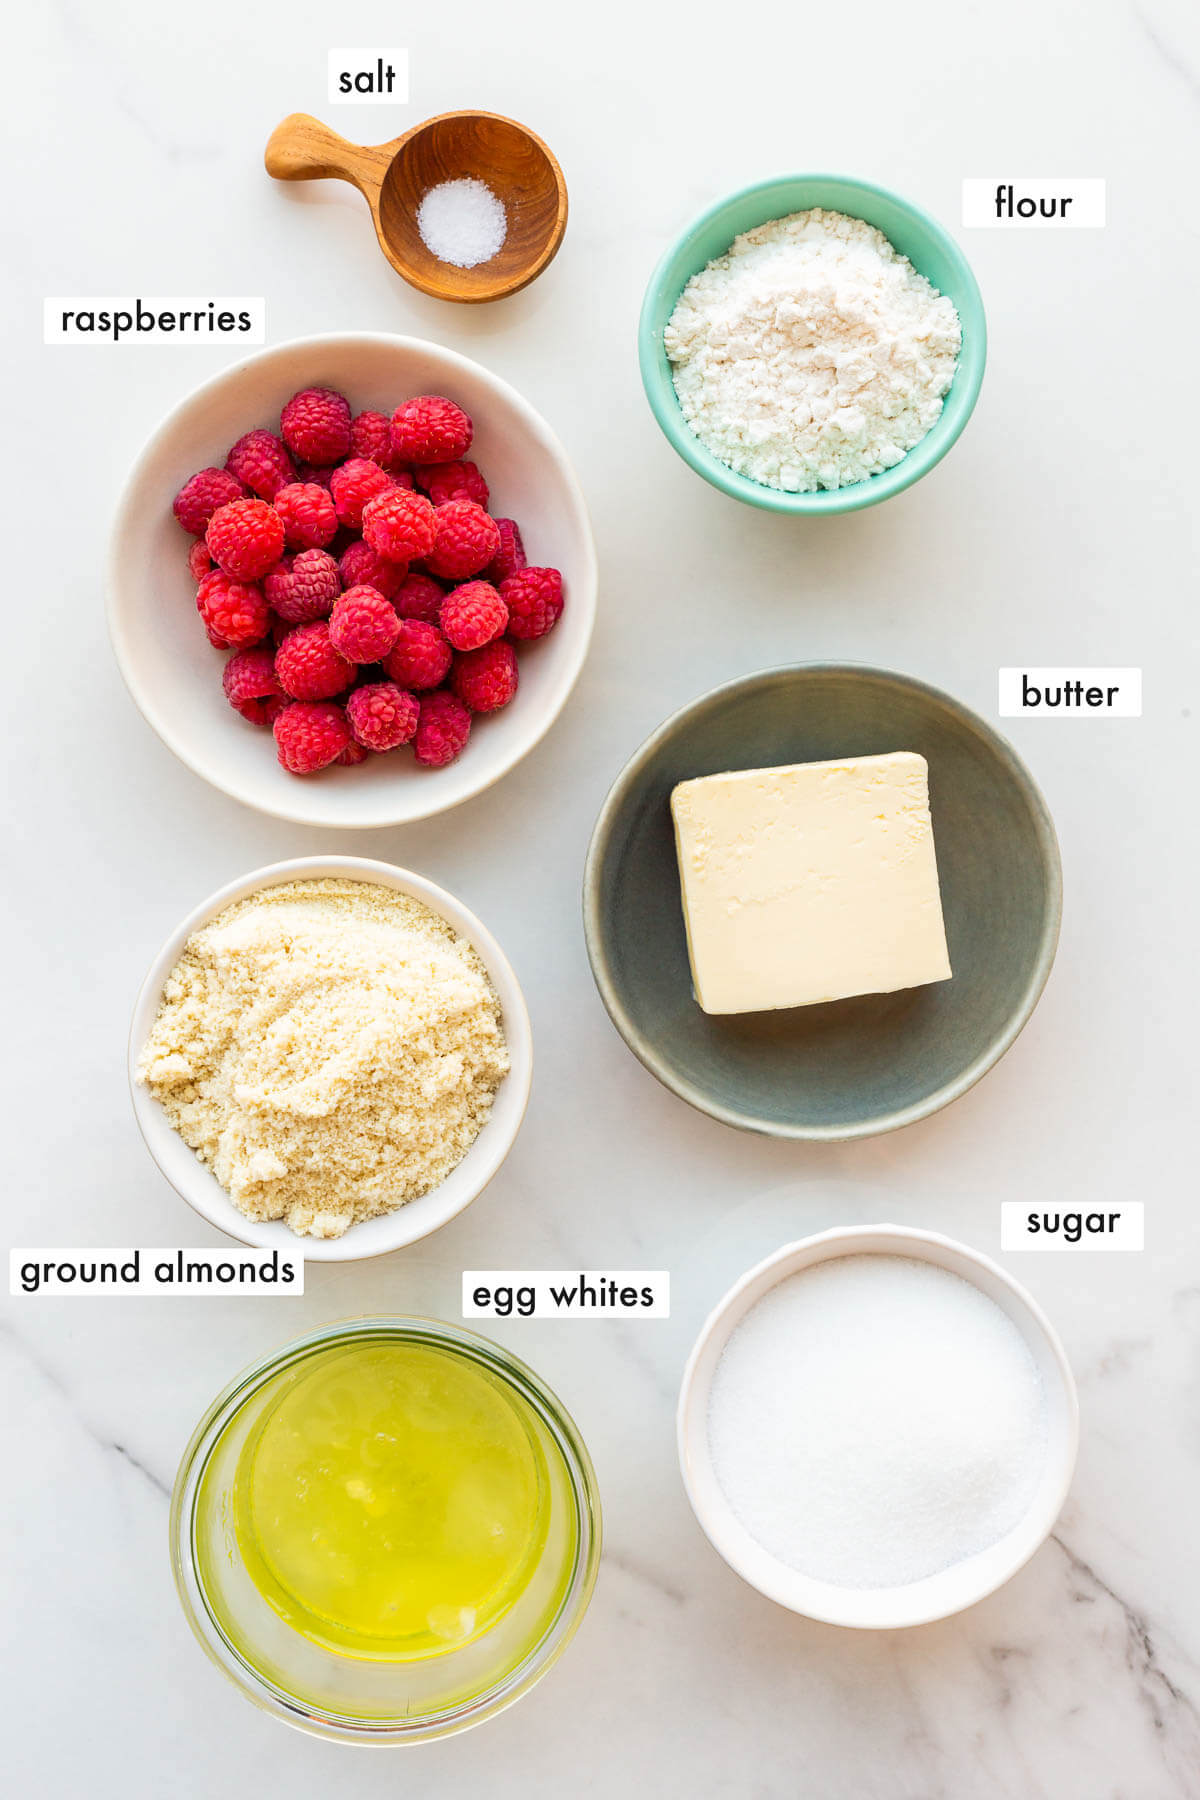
[[664, 209, 961, 493]]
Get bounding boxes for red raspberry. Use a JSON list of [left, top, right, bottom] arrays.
[[275, 621, 355, 700], [362, 488, 436, 562], [338, 738, 369, 765], [451, 640, 519, 713], [274, 701, 350, 774], [328, 585, 401, 662], [225, 430, 295, 501], [206, 497, 285, 582], [187, 540, 215, 581], [382, 619, 452, 691], [350, 409, 411, 473], [486, 518, 527, 585], [390, 396, 473, 465], [272, 482, 338, 550], [439, 580, 507, 651], [338, 539, 406, 599], [393, 572, 445, 624], [501, 566, 564, 640], [414, 690, 471, 767], [426, 500, 500, 581], [294, 462, 335, 491], [222, 647, 283, 725], [329, 457, 394, 529], [173, 467, 246, 536], [418, 460, 490, 509], [280, 387, 352, 466], [346, 681, 420, 751], [196, 571, 269, 650], [265, 548, 340, 624], [350, 409, 391, 464]]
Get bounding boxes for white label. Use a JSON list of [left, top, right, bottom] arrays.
[[44, 298, 265, 346], [462, 1271, 670, 1320], [998, 668, 1141, 717], [1001, 1204, 1143, 1252], [328, 48, 409, 103], [10, 1248, 304, 1296], [963, 179, 1106, 228]]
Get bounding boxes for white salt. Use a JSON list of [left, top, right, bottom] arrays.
[[707, 1254, 1048, 1590], [417, 178, 507, 269]]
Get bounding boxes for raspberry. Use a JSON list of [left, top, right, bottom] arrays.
[[295, 462, 335, 491], [350, 409, 411, 473], [346, 681, 420, 751], [501, 566, 564, 640], [273, 701, 350, 774], [225, 430, 295, 501], [338, 539, 406, 599], [328, 585, 401, 662], [486, 518, 527, 585], [390, 396, 473, 465], [196, 571, 269, 650], [425, 500, 500, 581], [381, 619, 452, 691], [414, 690, 471, 767], [206, 497, 285, 582], [280, 387, 352, 466], [337, 738, 370, 766], [272, 481, 338, 550], [362, 487, 436, 562], [393, 572, 445, 624], [222, 647, 283, 725], [187, 540, 215, 581], [173, 467, 246, 536], [440, 580, 507, 651], [418, 460, 490, 509], [275, 621, 355, 701], [329, 457, 394, 528], [451, 640, 519, 714], [350, 409, 391, 464], [265, 548, 340, 624]]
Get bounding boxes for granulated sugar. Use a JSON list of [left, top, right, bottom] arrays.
[[417, 178, 507, 269], [664, 209, 961, 493], [137, 879, 509, 1239], [707, 1255, 1047, 1589]]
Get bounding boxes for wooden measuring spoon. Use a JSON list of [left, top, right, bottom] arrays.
[[264, 110, 568, 304]]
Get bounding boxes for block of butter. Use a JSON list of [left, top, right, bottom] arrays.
[[670, 752, 952, 1015]]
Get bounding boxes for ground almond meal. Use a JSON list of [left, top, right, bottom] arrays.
[[137, 879, 510, 1239]]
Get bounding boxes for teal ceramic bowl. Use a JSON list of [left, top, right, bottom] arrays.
[[583, 666, 1060, 1139], [639, 175, 986, 514]]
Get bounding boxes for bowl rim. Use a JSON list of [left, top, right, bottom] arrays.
[[676, 1224, 1080, 1629], [106, 330, 598, 828], [638, 172, 987, 515], [129, 855, 533, 1262], [582, 661, 1063, 1140], [170, 1314, 602, 1742]]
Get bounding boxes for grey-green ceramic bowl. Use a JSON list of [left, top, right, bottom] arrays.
[[583, 666, 1061, 1139]]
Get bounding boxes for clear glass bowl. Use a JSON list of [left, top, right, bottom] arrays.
[[170, 1318, 601, 1743]]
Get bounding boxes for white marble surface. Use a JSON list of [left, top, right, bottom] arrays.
[[4, 0, 1199, 1793]]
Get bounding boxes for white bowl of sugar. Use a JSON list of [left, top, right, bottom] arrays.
[[678, 1225, 1078, 1629]]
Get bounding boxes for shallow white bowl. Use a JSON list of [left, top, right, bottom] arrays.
[[129, 856, 533, 1263], [108, 333, 597, 828], [678, 1225, 1078, 1629]]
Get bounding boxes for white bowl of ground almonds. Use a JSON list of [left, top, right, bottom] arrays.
[[129, 857, 531, 1261]]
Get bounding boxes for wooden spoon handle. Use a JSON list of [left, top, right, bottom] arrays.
[[264, 113, 393, 197]]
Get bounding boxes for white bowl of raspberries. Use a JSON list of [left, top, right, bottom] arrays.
[[108, 333, 597, 826]]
